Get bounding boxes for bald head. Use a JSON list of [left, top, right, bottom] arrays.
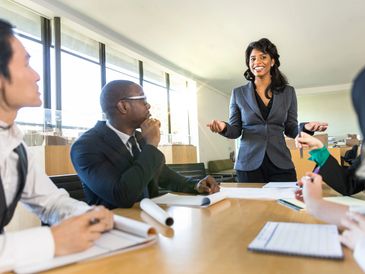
[[100, 80, 137, 119]]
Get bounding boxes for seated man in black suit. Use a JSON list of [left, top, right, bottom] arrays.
[[71, 80, 220, 209]]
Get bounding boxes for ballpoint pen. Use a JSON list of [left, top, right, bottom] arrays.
[[298, 124, 303, 159]]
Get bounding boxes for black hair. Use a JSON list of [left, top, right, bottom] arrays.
[[100, 80, 136, 119], [244, 38, 288, 98], [0, 19, 14, 81]]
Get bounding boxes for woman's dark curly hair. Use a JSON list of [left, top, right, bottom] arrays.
[[0, 19, 14, 81], [244, 38, 288, 98]]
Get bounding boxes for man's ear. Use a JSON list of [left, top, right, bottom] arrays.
[[116, 100, 128, 114]]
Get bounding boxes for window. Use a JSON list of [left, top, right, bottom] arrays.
[[106, 46, 139, 83], [60, 23, 102, 130], [169, 75, 190, 144], [143, 63, 169, 144]]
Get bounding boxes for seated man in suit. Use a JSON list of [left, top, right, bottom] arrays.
[[0, 19, 113, 272], [71, 80, 220, 209]]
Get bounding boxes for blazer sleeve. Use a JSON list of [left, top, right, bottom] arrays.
[[221, 88, 243, 139], [283, 87, 299, 138], [158, 165, 198, 194], [71, 140, 165, 208], [319, 155, 365, 195]]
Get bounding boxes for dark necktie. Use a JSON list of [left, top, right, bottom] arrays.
[[128, 136, 149, 198], [128, 136, 140, 160], [0, 143, 28, 233]]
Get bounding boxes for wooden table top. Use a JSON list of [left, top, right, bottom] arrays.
[[40, 183, 363, 274]]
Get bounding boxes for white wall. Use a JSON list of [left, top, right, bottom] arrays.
[[297, 90, 361, 139], [196, 83, 235, 166]]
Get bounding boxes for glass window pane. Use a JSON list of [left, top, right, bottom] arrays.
[[61, 52, 102, 129], [143, 82, 169, 144], [106, 46, 139, 81], [61, 22, 99, 62], [0, 0, 41, 40], [143, 62, 166, 87]]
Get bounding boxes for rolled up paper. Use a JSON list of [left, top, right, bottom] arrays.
[[140, 198, 174, 226]]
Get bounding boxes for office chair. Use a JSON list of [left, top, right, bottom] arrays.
[[341, 144, 358, 166], [49, 174, 85, 201]]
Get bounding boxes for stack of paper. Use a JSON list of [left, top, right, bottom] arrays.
[[14, 215, 156, 274], [152, 192, 226, 207], [248, 222, 343, 259], [220, 187, 295, 200]]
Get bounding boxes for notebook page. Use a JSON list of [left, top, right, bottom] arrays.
[[220, 187, 295, 200], [248, 222, 343, 259]]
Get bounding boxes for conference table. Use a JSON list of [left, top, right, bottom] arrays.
[[40, 183, 363, 274]]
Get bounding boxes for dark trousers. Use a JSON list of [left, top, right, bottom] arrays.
[[236, 153, 297, 183]]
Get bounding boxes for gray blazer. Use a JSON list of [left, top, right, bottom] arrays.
[[222, 82, 299, 171]]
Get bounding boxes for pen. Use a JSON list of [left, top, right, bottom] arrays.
[[313, 166, 320, 174], [298, 124, 303, 159], [87, 206, 101, 225], [277, 199, 303, 211]]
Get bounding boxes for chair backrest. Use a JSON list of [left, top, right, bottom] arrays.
[[343, 145, 359, 162], [167, 163, 206, 179], [49, 174, 85, 201]]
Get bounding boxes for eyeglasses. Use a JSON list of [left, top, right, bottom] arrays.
[[120, 95, 148, 104]]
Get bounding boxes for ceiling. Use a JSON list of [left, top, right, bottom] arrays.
[[23, 0, 365, 94]]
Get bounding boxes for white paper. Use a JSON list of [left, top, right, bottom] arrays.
[[220, 187, 295, 200], [152, 192, 226, 207], [248, 222, 343, 259], [140, 198, 174, 226], [280, 196, 365, 212], [14, 215, 156, 274], [263, 182, 298, 188], [113, 215, 156, 238]]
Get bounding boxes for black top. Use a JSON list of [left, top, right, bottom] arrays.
[[254, 90, 273, 120]]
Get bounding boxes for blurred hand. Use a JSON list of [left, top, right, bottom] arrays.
[[295, 132, 324, 151], [300, 172, 324, 205], [206, 120, 226, 133], [195, 176, 220, 194], [340, 212, 365, 250], [304, 122, 328, 132], [141, 118, 161, 147], [51, 206, 113, 256]]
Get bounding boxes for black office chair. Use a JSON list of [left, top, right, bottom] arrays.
[[167, 163, 230, 182], [49, 174, 85, 201], [341, 145, 358, 166]]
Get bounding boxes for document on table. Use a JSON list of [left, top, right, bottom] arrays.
[[152, 192, 226, 207], [14, 215, 157, 274], [220, 187, 295, 200], [263, 182, 298, 188], [278, 196, 365, 211], [248, 222, 343, 259]]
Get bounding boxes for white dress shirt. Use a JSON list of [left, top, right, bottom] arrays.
[[0, 121, 89, 272], [106, 121, 141, 156]]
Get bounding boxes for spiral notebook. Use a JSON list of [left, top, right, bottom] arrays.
[[248, 222, 343, 260]]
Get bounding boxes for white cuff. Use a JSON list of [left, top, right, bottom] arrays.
[[354, 239, 365, 272]]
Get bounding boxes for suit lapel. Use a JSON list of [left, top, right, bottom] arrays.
[[96, 121, 133, 162], [267, 91, 279, 121], [242, 82, 264, 121]]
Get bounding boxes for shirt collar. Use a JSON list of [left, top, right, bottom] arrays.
[[106, 120, 134, 146]]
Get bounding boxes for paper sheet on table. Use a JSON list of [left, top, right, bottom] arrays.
[[152, 192, 226, 207], [220, 187, 295, 200], [263, 182, 298, 188], [140, 198, 174, 226]]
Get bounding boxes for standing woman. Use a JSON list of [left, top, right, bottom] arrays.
[[207, 38, 327, 183]]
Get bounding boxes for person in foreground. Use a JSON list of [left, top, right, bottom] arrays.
[[71, 80, 220, 209], [0, 19, 113, 272], [207, 38, 327, 183], [296, 131, 363, 195], [296, 67, 365, 271]]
